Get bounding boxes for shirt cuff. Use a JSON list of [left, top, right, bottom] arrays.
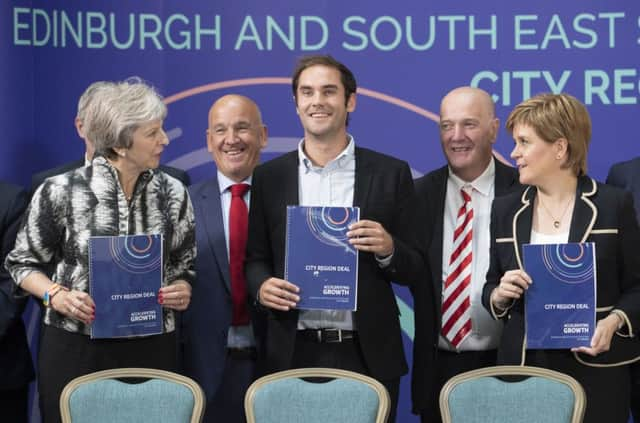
[[375, 252, 393, 268]]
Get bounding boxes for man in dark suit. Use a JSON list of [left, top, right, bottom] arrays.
[[606, 157, 640, 422], [181, 94, 267, 423], [0, 182, 35, 423], [32, 81, 189, 191], [245, 55, 424, 422], [608, 157, 640, 222], [412, 87, 521, 422]]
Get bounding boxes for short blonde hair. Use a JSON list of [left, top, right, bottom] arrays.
[[506, 93, 591, 176]]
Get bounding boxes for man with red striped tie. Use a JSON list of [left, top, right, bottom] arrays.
[[411, 87, 522, 422]]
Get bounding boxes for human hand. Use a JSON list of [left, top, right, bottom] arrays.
[[159, 280, 192, 311], [347, 219, 394, 256], [51, 289, 95, 325], [491, 269, 532, 309], [258, 277, 300, 311], [571, 314, 619, 356]]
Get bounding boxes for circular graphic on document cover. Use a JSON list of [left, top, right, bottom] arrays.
[[541, 243, 593, 285], [306, 207, 358, 254], [109, 235, 162, 274]]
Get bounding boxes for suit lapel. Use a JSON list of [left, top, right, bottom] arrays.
[[71, 159, 85, 171], [513, 187, 534, 269], [353, 148, 372, 209], [431, 168, 448, 303], [284, 153, 300, 206], [199, 175, 232, 292], [494, 158, 519, 196], [568, 176, 598, 243]]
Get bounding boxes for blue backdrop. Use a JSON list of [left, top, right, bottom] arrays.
[[2, 1, 639, 421]]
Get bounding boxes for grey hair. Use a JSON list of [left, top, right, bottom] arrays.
[[89, 77, 167, 160], [76, 81, 115, 123]]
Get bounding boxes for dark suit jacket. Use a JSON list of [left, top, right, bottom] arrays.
[[606, 157, 640, 417], [245, 147, 425, 381], [410, 158, 520, 414], [0, 182, 35, 389], [607, 157, 640, 222], [31, 159, 190, 193], [482, 176, 640, 367], [181, 174, 264, 407]]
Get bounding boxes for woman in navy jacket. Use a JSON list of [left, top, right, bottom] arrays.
[[482, 93, 640, 422]]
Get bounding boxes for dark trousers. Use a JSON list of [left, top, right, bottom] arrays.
[[292, 333, 400, 423], [204, 349, 257, 423], [0, 385, 29, 423], [526, 349, 630, 423], [421, 348, 497, 423], [632, 361, 640, 422], [38, 325, 176, 423]]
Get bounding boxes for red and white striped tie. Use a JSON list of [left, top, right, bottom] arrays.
[[442, 187, 473, 348]]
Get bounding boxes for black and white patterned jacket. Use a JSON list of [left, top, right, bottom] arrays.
[[5, 156, 196, 335]]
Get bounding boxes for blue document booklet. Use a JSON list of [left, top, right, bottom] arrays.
[[285, 206, 359, 310], [523, 242, 596, 349], [89, 234, 163, 339]]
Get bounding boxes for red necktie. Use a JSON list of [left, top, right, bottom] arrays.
[[441, 188, 473, 348], [229, 183, 250, 326]]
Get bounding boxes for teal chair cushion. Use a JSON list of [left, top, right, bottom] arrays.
[[69, 379, 195, 423], [252, 377, 380, 423], [447, 376, 576, 423]]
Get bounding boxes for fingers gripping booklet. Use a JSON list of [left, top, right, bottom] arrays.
[[285, 206, 359, 311], [89, 234, 163, 339], [523, 242, 596, 349]]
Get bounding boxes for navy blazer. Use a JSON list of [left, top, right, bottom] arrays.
[[606, 156, 640, 222], [410, 158, 520, 414], [31, 159, 190, 193], [482, 176, 640, 367], [245, 147, 425, 382], [180, 174, 264, 404], [0, 182, 35, 389]]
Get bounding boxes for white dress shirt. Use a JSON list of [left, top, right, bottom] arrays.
[[439, 158, 503, 351], [217, 170, 255, 348], [296, 137, 357, 330]]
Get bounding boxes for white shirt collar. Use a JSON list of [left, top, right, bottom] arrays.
[[297, 135, 356, 171], [448, 157, 495, 197], [217, 170, 252, 195]]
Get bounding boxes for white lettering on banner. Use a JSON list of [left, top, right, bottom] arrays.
[[471, 68, 640, 106], [514, 12, 624, 50], [13, 8, 222, 50], [12, 8, 631, 54], [234, 15, 328, 51], [342, 15, 497, 51]]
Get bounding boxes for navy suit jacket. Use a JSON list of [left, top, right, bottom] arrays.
[[606, 156, 640, 222], [482, 176, 640, 367], [410, 158, 520, 413], [0, 182, 35, 389], [181, 173, 264, 403], [31, 159, 190, 193], [246, 147, 425, 382]]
